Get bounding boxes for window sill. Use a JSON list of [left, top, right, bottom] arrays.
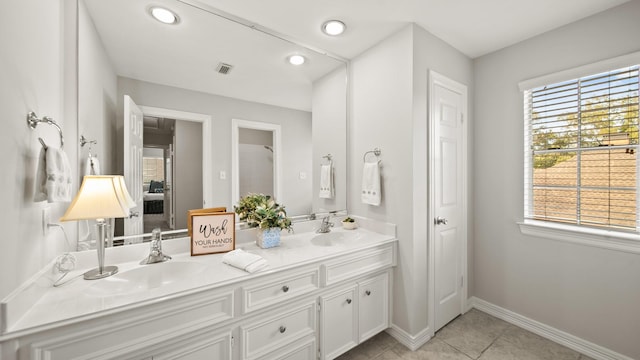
[[517, 220, 640, 255]]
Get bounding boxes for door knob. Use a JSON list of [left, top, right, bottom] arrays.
[[129, 211, 140, 218], [435, 217, 448, 225]]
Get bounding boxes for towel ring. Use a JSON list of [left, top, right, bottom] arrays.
[[27, 111, 64, 149], [363, 148, 381, 163]]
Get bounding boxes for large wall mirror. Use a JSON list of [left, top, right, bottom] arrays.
[[78, 0, 347, 245]]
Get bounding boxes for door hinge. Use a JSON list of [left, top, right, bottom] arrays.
[[231, 335, 235, 347], [318, 348, 322, 360], [317, 301, 321, 311]]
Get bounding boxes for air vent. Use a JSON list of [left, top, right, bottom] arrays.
[[215, 62, 233, 75]]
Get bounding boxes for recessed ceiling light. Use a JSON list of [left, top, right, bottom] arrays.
[[150, 7, 179, 25], [321, 20, 346, 36], [288, 55, 306, 66]]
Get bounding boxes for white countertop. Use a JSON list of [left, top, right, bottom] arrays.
[[1, 219, 395, 339]]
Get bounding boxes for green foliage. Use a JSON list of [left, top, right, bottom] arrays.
[[342, 217, 355, 223], [234, 193, 292, 231], [532, 95, 638, 169]]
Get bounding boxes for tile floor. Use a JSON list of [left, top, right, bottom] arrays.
[[336, 309, 594, 360]]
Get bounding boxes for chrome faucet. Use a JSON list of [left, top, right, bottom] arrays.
[[317, 215, 334, 233], [140, 228, 171, 265]]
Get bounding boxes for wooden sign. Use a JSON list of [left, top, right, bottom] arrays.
[[190, 212, 235, 256], [187, 207, 227, 237]]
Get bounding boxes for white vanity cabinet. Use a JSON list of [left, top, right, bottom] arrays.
[[319, 272, 390, 360], [0, 234, 396, 360]]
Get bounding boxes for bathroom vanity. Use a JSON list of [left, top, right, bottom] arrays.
[[0, 221, 396, 360]]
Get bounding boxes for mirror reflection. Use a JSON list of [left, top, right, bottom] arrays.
[[78, 0, 347, 245]]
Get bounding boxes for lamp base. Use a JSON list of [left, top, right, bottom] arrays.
[[83, 265, 119, 280]]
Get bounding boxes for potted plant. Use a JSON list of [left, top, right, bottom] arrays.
[[234, 193, 292, 248], [341, 216, 357, 230]]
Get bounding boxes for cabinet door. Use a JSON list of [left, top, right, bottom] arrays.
[[358, 273, 389, 342], [320, 286, 358, 360]]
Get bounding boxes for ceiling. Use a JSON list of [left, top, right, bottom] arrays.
[[194, 0, 630, 59], [84, 0, 630, 112]]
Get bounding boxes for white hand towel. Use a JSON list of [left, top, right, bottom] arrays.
[[34, 147, 72, 202], [222, 249, 269, 273], [45, 147, 72, 202], [319, 164, 334, 199], [34, 147, 47, 202], [361, 162, 381, 206], [83, 156, 101, 176]]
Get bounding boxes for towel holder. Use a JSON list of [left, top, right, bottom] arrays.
[[27, 111, 64, 149], [363, 148, 381, 163], [321, 154, 333, 165], [80, 135, 97, 148]]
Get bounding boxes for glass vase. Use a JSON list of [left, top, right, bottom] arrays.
[[257, 227, 281, 248]]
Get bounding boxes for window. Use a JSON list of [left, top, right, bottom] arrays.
[[523, 65, 639, 234]]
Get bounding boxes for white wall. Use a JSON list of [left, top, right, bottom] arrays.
[[78, 0, 117, 176], [349, 24, 473, 336], [473, 2, 640, 358], [312, 66, 348, 213], [117, 77, 312, 215], [0, 0, 77, 300]]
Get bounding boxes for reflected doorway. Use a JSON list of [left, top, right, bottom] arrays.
[[141, 116, 203, 233], [239, 128, 274, 197], [231, 119, 282, 208]]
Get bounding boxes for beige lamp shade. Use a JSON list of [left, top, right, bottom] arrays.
[[60, 176, 132, 221], [114, 175, 137, 209]]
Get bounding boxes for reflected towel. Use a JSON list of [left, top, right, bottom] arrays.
[[222, 249, 269, 273], [83, 156, 101, 176], [361, 162, 381, 206], [319, 163, 334, 199], [34, 147, 72, 202]]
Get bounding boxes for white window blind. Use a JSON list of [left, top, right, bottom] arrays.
[[524, 65, 639, 233]]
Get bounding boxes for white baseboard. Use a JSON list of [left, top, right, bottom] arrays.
[[469, 296, 634, 360], [386, 324, 431, 351]]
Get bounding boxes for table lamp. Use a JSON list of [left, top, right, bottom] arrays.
[[60, 175, 135, 280]]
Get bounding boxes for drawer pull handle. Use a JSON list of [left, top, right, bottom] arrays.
[[365, 290, 371, 296], [346, 298, 352, 304], [279, 326, 286, 333], [282, 285, 289, 293]]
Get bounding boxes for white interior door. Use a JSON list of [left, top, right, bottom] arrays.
[[124, 95, 144, 238], [431, 71, 467, 331]]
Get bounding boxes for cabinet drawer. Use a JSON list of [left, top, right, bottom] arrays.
[[258, 336, 316, 360], [242, 268, 319, 313], [241, 302, 316, 360], [322, 246, 394, 286]]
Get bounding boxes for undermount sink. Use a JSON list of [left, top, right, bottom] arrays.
[[85, 261, 207, 297], [311, 231, 360, 246]]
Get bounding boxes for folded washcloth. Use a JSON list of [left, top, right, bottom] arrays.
[[361, 161, 381, 206], [34, 147, 72, 202], [222, 249, 269, 273], [319, 163, 334, 199]]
